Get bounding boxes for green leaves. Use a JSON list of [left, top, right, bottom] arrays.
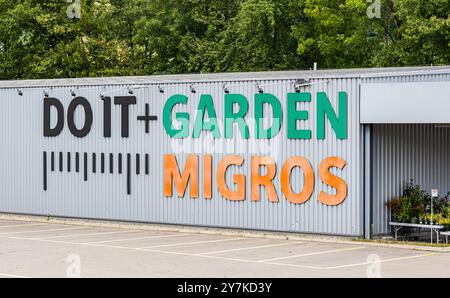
[[0, 0, 448, 79], [372, 0, 450, 66]]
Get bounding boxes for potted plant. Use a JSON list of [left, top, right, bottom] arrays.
[[416, 202, 426, 224], [386, 196, 411, 222], [386, 182, 449, 226], [398, 197, 411, 223], [386, 197, 402, 222], [437, 215, 450, 231]]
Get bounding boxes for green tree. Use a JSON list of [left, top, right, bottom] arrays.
[[291, 0, 383, 68], [0, 0, 448, 80], [0, 0, 135, 79], [373, 0, 450, 66], [219, 0, 305, 71], [132, 0, 241, 74]]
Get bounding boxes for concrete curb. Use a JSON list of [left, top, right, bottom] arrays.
[[1, 213, 449, 252], [349, 240, 450, 252], [0, 213, 354, 242]]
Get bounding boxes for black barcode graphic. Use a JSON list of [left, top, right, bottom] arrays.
[[43, 151, 150, 195]]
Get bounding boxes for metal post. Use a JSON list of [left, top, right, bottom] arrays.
[[364, 125, 373, 240], [431, 195, 434, 244]]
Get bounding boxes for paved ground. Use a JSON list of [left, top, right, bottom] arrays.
[[0, 219, 449, 278]]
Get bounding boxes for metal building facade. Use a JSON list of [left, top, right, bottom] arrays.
[[361, 71, 450, 236], [372, 125, 450, 235], [0, 67, 449, 237]]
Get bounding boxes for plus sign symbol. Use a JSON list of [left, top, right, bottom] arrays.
[[137, 103, 158, 134]]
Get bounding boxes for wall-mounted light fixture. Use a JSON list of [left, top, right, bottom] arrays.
[[223, 84, 230, 94], [256, 83, 264, 94], [293, 78, 312, 93]]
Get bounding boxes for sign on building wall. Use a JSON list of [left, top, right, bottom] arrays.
[[0, 79, 362, 235], [43, 89, 348, 204]]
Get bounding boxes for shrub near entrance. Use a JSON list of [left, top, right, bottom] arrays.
[[387, 181, 450, 228]]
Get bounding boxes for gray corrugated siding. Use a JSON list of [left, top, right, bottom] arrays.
[[1, 66, 449, 88], [0, 68, 449, 236], [362, 72, 450, 235], [372, 124, 450, 235], [0, 76, 363, 236]]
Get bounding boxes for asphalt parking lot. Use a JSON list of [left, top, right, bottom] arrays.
[[0, 219, 449, 278]]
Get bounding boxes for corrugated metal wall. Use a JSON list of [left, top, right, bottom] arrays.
[[0, 77, 363, 236], [362, 73, 450, 235], [372, 124, 450, 235], [1, 70, 448, 237]]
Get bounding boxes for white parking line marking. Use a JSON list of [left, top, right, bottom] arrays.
[[259, 260, 324, 270], [0, 235, 83, 245], [84, 233, 193, 244], [325, 253, 433, 270], [257, 246, 365, 262], [75, 241, 324, 270], [200, 242, 295, 255], [37, 230, 138, 240], [0, 233, 432, 272], [193, 251, 325, 270], [137, 238, 243, 249], [0, 273, 28, 278], [0, 223, 48, 229], [0, 226, 89, 235]]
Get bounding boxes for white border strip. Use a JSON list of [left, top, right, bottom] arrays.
[[0, 223, 48, 229], [137, 238, 243, 249], [200, 242, 294, 255], [0, 227, 88, 235], [258, 247, 365, 262], [85, 233, 193, 244]]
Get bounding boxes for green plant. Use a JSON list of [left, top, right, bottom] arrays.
[[386, 181, 446, 223], [403, 180, 431, 219], [437, 216, 450, 225], [421, 213, 428, 223], [386, 197, 402, 219], [398, 197, 412, 223], [386, 196, 411, 222], [420, 213, 450, 225], [433, 192, 450, 215]]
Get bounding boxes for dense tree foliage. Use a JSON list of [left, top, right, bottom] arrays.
[[0, 0, 448, 79]]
